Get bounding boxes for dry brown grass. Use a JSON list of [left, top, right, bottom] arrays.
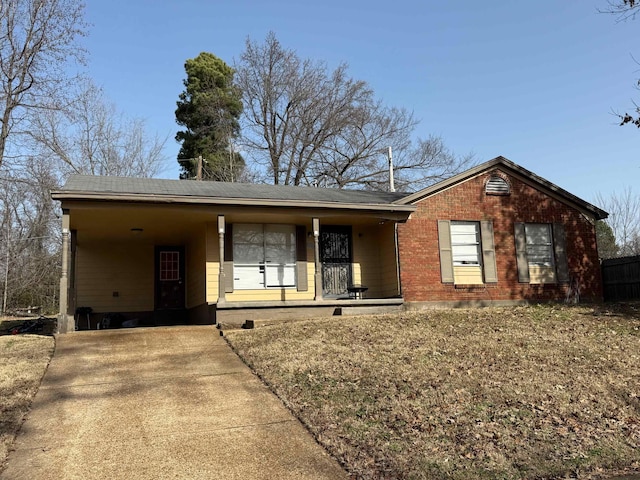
[[0, 324, 54, 469], [225, 305, 640, 480]]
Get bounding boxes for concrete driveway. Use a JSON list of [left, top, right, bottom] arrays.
[[1, 326, 348, 480]]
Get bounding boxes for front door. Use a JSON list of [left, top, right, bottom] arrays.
[[320, 226, 352, 297], [155, 247, 185, 319]]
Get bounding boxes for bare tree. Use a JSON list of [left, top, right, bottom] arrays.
[[0, 0, 87, 170], [236, 32, 473, 190], [30, 80, 168, 178], [599, 0, 640, 20], [1, 159, 60, 314], [595, 188, 640, 257]]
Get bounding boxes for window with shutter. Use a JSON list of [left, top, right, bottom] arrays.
[[442, 221, 496, 285], [514, 222, 568, 284], [232, 224, 299, 289]]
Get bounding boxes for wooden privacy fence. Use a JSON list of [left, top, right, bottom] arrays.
[[601, 255, 640, 302]]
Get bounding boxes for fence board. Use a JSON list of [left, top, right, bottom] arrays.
[[602, 255, 640, 301]]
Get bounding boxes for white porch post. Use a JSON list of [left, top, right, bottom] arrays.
[[313, 218, 323, 300], [58, 210, 73, 333], [217, 215, 226, 303]]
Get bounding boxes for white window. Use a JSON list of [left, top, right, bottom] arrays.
[[525, 224, 554, 267], [233, 224, 296, 289], [451, 222, 481, 266]]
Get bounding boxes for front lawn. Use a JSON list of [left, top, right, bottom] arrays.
[[0, 322, 54, 471], [225, 305, 640, 479]]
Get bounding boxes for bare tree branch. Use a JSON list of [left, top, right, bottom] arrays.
[[595, 188, 640, 257], [29, 79, 168, 178], [236, 32, 473, 191], [0, 0, 88, 170]]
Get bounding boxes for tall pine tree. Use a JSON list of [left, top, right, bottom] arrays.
[[175, 52, 243, 181]]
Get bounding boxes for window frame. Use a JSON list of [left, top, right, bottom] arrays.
[[450, 221, 482, 267], [232, 224, 297, 290], [524, 223, 554, 267], [438, 220, 497, 285]]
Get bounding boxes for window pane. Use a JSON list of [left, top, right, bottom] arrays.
[[526, 245, 552, 265], [234, 224, 264, 244], [525, 224, 553, 266], [234, 244, 264, 264], [265, 225, 296, 264], [234, 266, 265, 289], [525, 224, 551, 245], [234, 224, 264, 264], [265, 264, 296, 287], [159, 251, 179, 281], [232, 224, 298, 289], [451, 221, 480, 266], [265, 245, 295, 264]]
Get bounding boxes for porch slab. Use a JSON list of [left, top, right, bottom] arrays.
[[215, 298, 404, 327]]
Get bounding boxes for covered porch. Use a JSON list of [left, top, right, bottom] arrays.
[[55, 198, 412, 332]]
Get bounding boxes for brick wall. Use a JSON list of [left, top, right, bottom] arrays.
[[397, 170, 603, 303]]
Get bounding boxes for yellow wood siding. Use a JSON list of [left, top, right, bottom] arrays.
[[453, 265, 484, 285], [352, 223, 399, 298], [186, 227, 206, 308], [529, 265, 556, 284], [75, 242, 153, 312]]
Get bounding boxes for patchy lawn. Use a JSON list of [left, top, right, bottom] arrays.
[[225, 305, 640, 480], [0, 321, 54, 470]]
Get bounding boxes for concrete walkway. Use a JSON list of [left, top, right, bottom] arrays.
[[1, 326, 348, 480]]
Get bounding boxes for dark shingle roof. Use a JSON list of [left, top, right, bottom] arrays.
[[57, 175, 407, 205]]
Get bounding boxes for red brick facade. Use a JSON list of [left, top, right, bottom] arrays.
[[397, 168, 603, 304]]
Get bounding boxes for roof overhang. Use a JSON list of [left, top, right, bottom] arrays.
[[51, 190, 416, 215], [394, 156, 608, 221]]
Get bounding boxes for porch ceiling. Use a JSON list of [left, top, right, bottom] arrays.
[[67, 201, 405, 244], [69, 204, 214, 244]]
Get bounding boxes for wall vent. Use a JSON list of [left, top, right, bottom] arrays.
[[485, 175, 510, 195]]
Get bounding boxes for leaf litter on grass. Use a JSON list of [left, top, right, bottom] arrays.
[[226, 305, 640, 480], [0, 331, 54, 471]]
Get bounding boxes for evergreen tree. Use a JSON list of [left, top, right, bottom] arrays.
[[175, 52, 243, 181]]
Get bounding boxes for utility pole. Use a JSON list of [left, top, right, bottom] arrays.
[[196, 155, 203, 181], [387, 146, 395, 192]]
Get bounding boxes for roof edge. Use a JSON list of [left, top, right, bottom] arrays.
[[50, 190, 417, 213], [395, 156, 608, 220]]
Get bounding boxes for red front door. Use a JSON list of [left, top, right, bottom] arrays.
[[155, 247, 185, 310]]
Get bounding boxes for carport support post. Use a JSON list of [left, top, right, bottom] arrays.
[[217, 215, 226, 302], [313, 218, 323, 300], [58, 210, 73, 333]]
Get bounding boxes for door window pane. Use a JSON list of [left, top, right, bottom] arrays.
[[159, 251, 179, 281]]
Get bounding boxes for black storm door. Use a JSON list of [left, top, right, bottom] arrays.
[[320, 226, 352, 297]]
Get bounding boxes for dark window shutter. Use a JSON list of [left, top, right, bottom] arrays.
[[514, 222, 530, 283], [480, 220, 498, 283], [224, 223, 234, 293], [296, 225, 308, 291], [553, 223, 570, 284], [438, 220, 454, 283]]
